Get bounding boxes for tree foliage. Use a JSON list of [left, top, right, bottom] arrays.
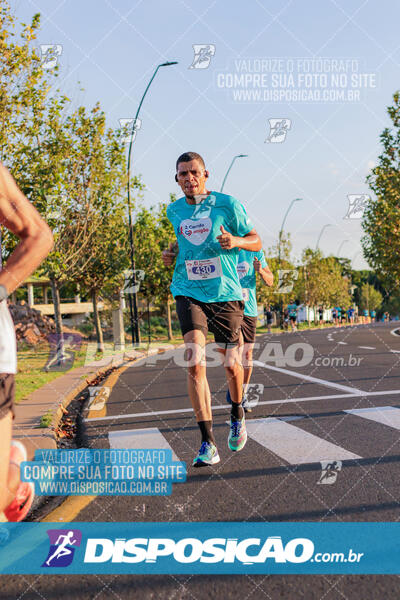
[[362, 91, 400, 291]]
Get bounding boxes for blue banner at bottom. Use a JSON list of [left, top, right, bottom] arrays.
[[0, 522, 398, 574]]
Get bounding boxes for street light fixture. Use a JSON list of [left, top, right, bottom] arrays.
[[277, 198, 302, 327], [220, 154, 248, 192], [126, 60, 178, 346], [278, 198, 302, 263], [315, 224, 333, 251]]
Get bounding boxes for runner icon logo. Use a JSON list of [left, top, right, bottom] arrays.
[[265, 118, 291, 143], [244, 383, 264, 408], [275, 269, 298, 294], [119, 118, 142, 144], [40, 45, 62, 69], [317, 460, 342, 485], [42, 529, 82, 567], [189, 44, 216, 69], [344, 194, 370, 219]]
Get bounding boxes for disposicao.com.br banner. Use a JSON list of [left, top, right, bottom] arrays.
[[0, 522, 398, 575]]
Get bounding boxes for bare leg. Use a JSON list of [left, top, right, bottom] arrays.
[[242, 343, 254, 394], [0, 411, 20, 520], [184, 330, 211, 422], [220, 344, 243, 405]]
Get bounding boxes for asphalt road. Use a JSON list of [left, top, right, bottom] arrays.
[[2, 322, 400, 599]]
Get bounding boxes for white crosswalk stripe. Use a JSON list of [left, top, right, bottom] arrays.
[[245, 417, 361, 464], [108, 427, 180, 461], [106, 406, 400, 469], [344, 406, 400, 430]]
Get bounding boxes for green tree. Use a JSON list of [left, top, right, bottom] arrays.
[[133, 195, 176, 340], [362, 91, 400, 292], [297, 249, 351, 312], [259, 233, 296, 310], [359, 283, 383, 312], [73, 122, 132, 351]]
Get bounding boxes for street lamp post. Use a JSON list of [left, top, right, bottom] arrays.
[[220, 154, 248, 192], [337, 239, 349, 256], [126, 61, 178, 346], [278, 198, 302, 263], [315, 224, 333, 251], [278, 198, 302, 326]]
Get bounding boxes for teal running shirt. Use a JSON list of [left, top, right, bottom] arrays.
[[237, 249, 267, 317], [166, 192, 254, 303]]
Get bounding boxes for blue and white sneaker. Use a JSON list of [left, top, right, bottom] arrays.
[[193, 441, 220, 468]]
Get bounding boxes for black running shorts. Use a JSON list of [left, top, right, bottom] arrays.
[[0, 373, 15, 419], [175, 296, 244, 345], [241, 315, 257, 344]]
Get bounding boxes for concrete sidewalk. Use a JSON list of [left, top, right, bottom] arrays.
[[12, 345, 174, 461]]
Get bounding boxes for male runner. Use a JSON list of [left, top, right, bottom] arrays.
[[162, 152, 262, 467], [227, 250, 273, 412], [287, 301, 298, 332], [0, 163, 53, 521]]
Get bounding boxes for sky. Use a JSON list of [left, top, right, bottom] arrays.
[[11, 0, 400, 269]]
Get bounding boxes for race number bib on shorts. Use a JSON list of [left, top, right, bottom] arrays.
[[242, 288, 250, 302], [185, 257, 222, 280]]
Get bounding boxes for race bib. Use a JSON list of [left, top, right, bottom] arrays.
[[242, 288, 250, 302], [185, 257, 222, 280]]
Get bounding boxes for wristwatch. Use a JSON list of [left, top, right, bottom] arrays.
[[0, 284, 8, 301]]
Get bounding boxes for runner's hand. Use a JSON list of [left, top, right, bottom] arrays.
[[162, 242, 177, 266], [253, 257, 262, 272], [217, 225, 236, 250]]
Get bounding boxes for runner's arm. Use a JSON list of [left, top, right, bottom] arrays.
[[253, 255, 273, 286], [162, 241, 178, 267], [217, 226, 262, 251], [0, 163, 53, 294], [259, 265, 274, 286], [235, 228, 262, 251]]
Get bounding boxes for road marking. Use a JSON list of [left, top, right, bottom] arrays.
[[245, 418, 361, 464], [338, 341, 348, 345], [84, 389, 400, 422], [345, 406, 400, 430], [358, 346, 375, 350], [390, 349, 400, 353], [41, 496, 96, 522], [252, 360, 363, 395], [109, 427, 179, 461]]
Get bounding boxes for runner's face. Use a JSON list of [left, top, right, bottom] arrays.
[[176, 159, 207, 198]]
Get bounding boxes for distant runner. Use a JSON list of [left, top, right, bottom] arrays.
[[163, 152, 262, 467], [227, 249, 273, 412], [0, 163, 53, 521], [264, 304, 274, 334], [287, 301, 298, 332]]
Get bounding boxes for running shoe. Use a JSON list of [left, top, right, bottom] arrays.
[[241, 394, 252, 413], [4, 440, 35, 522], [192, 441, 220, 467], [228, 416, 247, 452]]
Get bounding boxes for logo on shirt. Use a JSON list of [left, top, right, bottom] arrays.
[[236, 261, 250, 279], [179, 218, 211, 245]]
